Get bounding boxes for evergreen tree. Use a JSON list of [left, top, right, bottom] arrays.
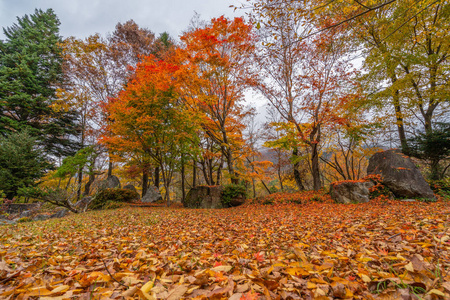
[[0, 130, 50, 199], [0, 8, 79, 158]]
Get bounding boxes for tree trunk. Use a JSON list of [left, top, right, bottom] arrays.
[[192, 159, 197, 187], [181, 157, 186, 202], [216, 155, 223, 185], [226, 147, 238, 184], [208, 158, 215, 185], [292, 148, 305, 191], [390, 76, 408, 152], [252, 178, 256, 198], [201, 161, 211, 185], [76, 168, 83, 200], [142, 169, 149, 197], [83, 173, 95, 197], [310, 143, 321, 191], [154, 167, 160, 188], [108, 158, 113, 177]]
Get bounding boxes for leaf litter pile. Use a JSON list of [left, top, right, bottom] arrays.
[[1, 199, 450, 299]]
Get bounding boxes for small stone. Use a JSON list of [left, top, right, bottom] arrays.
[[50, 209, 68, 219], [33, 214, 50, 221], [330, 181, 373, 204], [20, 210, 32, 218]]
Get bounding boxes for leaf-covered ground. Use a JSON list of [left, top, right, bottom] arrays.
[[1, 199, 450, 299]]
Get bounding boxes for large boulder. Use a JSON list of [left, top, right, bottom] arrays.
[[330, 181, 373, 204], [142, 186, 162, 203], [123, 184, 137, 193], [183, 186, 224, 209], [98, 175, 121, 190], [367, 149, 435, 199]]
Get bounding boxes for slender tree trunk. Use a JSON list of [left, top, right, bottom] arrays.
[[201, 161, 211, 185], [390, 76, 408, 152], [192, 159, 197, 188], [77, 169, 83, 200], [181, 157, 186, 202], [154, 167, 160, 188], [83, 173, 96, 197], [208, 158, 215, 185], [65, 176, 73, 191], [226, 148, 238, 184], [252, 178, 256, 198], [310, 143, 321, 191], [108, 158, 113, 177], [292, 148, 305, 191], [142, 169, 149, 197], [216, 155, 223, 185]]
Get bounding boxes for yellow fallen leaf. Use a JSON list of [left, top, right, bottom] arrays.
[[122, 286, 138, 298], [141, 280, 155, 293], [427, 289, 445, 297], [50, 285, 70, 295], [210, 265, 232, 272], [405, 262, 414, 273], [307, 282, 317, 289]]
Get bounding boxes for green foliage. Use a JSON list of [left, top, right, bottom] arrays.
[[406, 123, 450, 180], [311, 195, 323, 202], [101, 201, 128, 210], [90, 188, 138, 210], [0, 8, 80, 158], [17, 217, 32, 223], [54, 146, 98, 179], [0, 130, 50, 199], [429, 178, 450, 200], [221, 184, 246, 207]]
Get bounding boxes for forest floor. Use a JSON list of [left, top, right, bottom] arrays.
[[1, 195, 450, 299]]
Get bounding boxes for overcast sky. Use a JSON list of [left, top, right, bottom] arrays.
[[0, 0, 243, 40]]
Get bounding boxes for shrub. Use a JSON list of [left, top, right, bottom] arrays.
[[429, 178, 450, 200], [364, 174, 392, 199], [222, 184, 246, 207], [90, 188, 139, 210]]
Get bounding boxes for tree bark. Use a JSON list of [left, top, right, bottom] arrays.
[[292, 148, 305, 191], [390, 76, 408, 152], [310, 143, 321, 191], [142, 169, 149, 197], [181, 156, 186, 202], [83, 173, 95, 197], [154, 167, 160, 188], [192, 159, 197, 187]]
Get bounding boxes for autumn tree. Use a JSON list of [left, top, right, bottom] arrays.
[[251, 1, 360, 190], [101, 56, 200, 204], [343, 0, 450, 176], [61, 21, 167, 197], [177, 16, 256, 184]]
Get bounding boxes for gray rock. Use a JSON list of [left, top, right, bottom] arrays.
[[0, 219, 16, 226], [33, 214, 50, 221], [330, 181, 374, 204], [183, 185, 224, 209], [98, 175, 121, 190], [367, 149, 435, 200], [20, 210, 32, 218], [106, 175, 121, 188], [123, 184, 137, 193], [50, 209, 68, 219], [142, 186, 162, 203], [400, 199, 417, 202]]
